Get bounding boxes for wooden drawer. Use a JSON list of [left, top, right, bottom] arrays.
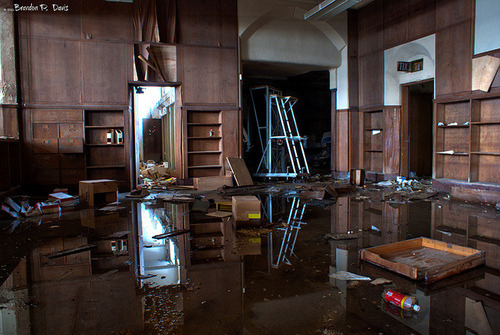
[[58, 138, 83, 153], [60, 154, 85, 169], [59, 123, 83, 138], [33, 139, 58, 153], [33, 169, 60, 185], [34, 154, 59, 169], [31, 110, 83, 122], [33, 123, 58, 139], [61, 168, 86, 185]]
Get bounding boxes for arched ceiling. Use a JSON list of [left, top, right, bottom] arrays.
[[239, 0, 347, 77]]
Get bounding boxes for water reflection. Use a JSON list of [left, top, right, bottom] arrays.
[[0, 192, 498, 333]]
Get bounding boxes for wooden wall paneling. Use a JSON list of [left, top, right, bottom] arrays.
[[435, 22, 472, 97], [383, 107, 401, 174], [181, 46, 238, 106], [357, 0, 384, 56], [358, 51, 384, 108], [82, 42, 129, 104], [407, 0, 436, 41], [178, 0, 237, 48], [28, 39, 82, 104], [219, 0, 238, 48], [435, 0, 473, 30], [336, 109, 349, 171], [350, 109, 361, 169], [178, 0, 219, 46], [81, 0, 133, 42], [222, 109, 239, 159], [18, 0, 82, 39], [383, 0, 408, 49], [401, 86, 409, 177]]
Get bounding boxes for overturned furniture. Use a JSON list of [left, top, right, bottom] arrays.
[[250, 86, 310, 178]]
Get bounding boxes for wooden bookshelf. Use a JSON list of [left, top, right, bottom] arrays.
[[185, 110, 223, 178], [435, 95, 500, 184], [363, 109, 384, 173], [84, 110, 128, 187]]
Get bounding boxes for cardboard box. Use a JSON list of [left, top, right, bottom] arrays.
[[79, 179, 118, 207], [232, 196, 261, 221]]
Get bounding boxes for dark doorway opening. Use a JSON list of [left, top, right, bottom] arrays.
[[402, 80, 434, 178], [241, 68, 332, 177]]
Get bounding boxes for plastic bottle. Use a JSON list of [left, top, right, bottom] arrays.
[[383, 289, 420, 312]]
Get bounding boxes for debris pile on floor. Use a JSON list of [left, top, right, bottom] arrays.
[[1, 190, 79, 219], [355, 178, 438, 204], [139, 161, 177, 189]]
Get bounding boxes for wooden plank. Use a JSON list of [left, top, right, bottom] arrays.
[[226, 157, 253, 186], [193, 176, 233, 191]]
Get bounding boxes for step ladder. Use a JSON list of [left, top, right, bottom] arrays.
[[250, 86, 310, 178]]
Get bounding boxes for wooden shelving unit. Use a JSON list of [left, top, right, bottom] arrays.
[[363, 109, 384, 173], [434, 95, 500, 184], [185, 110, 223, 178], [84, 110, 127, 186]]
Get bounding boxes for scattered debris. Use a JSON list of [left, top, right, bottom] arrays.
[[152, 229, 191, 239], [97, 204, 126, 212], [299, 188, 325, 201], [48, 192, 79, 207], [329, 271, 371, 281], [218, 184, 265, 195], [325, 231, 362, 240], [370, 278, 393, 285], [126, 189, 150, 198]]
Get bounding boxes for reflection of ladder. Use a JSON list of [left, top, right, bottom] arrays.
[[272, 197, 307, 267], [250, 86, 310, 178]]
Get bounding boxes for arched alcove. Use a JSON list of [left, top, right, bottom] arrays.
[[384, 34, 435, 105]]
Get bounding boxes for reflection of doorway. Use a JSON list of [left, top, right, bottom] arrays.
[[401, 80, 434, 178], [132, 86, 176, 185]]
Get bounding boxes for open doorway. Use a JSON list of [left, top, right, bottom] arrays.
[[132, 86, 176, 186], [241, 69, 332, 177], [402, 80, 434, 178]]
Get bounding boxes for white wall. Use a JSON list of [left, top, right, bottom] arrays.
[[384, 35, 435, 106], [475, 0, 500, 55]]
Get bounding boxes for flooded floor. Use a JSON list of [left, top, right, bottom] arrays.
[[0, 184, 499, 334]]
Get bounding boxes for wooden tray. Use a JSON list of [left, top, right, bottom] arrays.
[[360, 237, 485, 283]]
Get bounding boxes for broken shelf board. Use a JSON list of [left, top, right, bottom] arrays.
[[226, 157, 254, 186], [360, 237, 485, 283]]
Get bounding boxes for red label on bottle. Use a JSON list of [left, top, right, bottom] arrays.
[[384, 290, 407, 309]]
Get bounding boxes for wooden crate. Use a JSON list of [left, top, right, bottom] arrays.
[[360, 237, 485, 283]]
